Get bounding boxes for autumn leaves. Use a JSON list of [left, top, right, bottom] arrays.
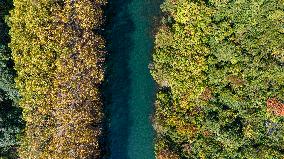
[[9, 0, 106, 158]]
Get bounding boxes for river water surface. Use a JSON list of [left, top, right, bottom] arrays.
[[104, 0, 162, 158]]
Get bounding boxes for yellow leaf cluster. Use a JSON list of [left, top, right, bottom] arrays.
[[9, 0, 106, 158]]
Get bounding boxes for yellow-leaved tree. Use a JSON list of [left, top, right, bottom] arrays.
[[9, 0, 106, 158]]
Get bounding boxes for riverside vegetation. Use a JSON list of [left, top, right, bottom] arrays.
[[0, 0, 283, 158], [8, 0, 106, 158], [151, 0, 284, 158]]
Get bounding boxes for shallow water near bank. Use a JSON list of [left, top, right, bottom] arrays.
[[104, 0, 162, 158]]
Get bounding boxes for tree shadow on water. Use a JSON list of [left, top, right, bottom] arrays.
[[102, 0, 134, 158]]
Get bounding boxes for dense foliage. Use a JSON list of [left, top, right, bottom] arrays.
[[0, 92, 23, 159], [9, 0, 106, 158], [0, 1, 23, 158], [0, 0, 18, 102], [152, 0, 284, 158]]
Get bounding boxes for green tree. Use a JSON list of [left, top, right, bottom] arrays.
[[152, 0, 284, 158], [202, 0, 284, 158], [152, 0, 214, 158], [0, 91, 23, 159], [0, 0, 18, 101]]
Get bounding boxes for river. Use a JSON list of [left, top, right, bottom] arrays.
[[104, 0, 162, 158]]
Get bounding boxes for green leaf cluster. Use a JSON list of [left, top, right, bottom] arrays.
[[152, 0, 284, 158]]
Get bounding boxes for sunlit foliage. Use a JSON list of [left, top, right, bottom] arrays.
[[9, 0, 106, 158], [152, 0, 284, 158]]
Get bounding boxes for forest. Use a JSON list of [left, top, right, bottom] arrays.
[[1, 0, 106, 158], [0, 0, 283, 158], [151, 0, 284, 158]]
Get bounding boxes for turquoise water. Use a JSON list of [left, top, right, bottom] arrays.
[[104, 0, 162, 158]]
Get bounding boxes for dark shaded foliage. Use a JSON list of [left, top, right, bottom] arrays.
[[0, 1, 23, 158]]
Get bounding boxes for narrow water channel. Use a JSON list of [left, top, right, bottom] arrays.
[[104, 0, 162, 158]]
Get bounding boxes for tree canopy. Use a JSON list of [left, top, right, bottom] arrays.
[[152, 0, 284, 158], [9, 0, 106, 158]]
